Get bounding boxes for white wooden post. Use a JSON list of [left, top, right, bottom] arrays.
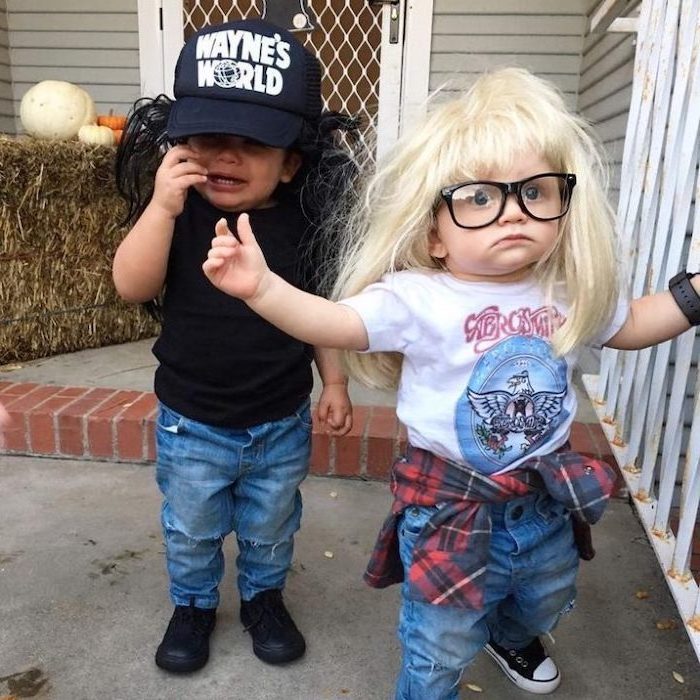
[[375, 1, 406, 160], [398, 0, 433, 135]]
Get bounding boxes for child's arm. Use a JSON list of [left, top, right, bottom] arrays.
[[314, 347, 353, 436], [203, 214, 369, 351], [112, 145, 207, 303], [605, 277, 700, 350]]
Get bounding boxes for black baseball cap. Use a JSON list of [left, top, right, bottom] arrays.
[[167, 18, 322, 147]]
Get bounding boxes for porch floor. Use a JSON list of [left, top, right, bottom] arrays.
[[1, 457, 699, 699]]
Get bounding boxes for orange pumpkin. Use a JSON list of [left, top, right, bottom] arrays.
[[97, 112, 127, 130], [112, 129, 124, 144]]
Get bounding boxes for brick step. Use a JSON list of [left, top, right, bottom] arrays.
[[0, 381, 621, 484]]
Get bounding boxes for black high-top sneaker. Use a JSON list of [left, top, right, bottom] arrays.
[[240, 589, 306, 664], [155, 598, 216, 673], [485, 636, 560, 694]]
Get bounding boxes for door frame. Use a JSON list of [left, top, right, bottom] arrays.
[[136, 0, 433, 155]]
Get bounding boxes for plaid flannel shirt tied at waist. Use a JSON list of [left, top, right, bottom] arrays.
[[364, 445, 616, 609]]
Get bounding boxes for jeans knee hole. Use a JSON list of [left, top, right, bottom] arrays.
[[239, 536, 290, 558], [182, 534, 223, 549]]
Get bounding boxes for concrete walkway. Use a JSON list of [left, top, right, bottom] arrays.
[[1, 341, 699, 699]]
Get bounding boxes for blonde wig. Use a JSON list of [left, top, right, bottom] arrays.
[[333, 67, 620, 389]]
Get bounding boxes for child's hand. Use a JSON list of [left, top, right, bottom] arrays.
[[203, 214, 270, 301], [151, 144, 207, 219], [316, 383, 353, 436]]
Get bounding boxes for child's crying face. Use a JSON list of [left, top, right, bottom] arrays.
[[187, 133, 301, 212]]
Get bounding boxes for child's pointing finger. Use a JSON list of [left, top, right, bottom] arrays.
[[215, 217, 235, 238], [236, 213, 256, 245], [213, 214, 256, 247]]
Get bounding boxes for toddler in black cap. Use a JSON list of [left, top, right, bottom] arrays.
[[113, 18, 360, 674]]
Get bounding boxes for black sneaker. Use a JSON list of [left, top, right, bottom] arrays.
[[240, 589, 306, 664], [155, 599, 217, 673], [485, 637, 560, 694]]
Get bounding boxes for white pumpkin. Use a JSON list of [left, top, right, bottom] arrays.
[[20, 80, 97, 140], [78, 124, 115, 147]]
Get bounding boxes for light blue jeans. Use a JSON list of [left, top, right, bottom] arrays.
[[395, 492, 579, 700], [155, 400, 312, 609]]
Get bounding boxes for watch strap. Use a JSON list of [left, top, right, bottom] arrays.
[[669, 271, 700, 326]]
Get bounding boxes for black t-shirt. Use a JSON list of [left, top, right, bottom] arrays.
[[152, 189, 314, 427]]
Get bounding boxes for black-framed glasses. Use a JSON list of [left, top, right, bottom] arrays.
[[440, 173, 577, 229]]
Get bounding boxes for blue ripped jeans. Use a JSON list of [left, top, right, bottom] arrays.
[[395, 492, 579, 700], [155, 400, 311, 609]]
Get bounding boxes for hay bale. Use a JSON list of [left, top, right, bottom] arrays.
[[0, 136, 158, 364]]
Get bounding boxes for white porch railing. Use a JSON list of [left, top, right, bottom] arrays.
[[582, 0, 700, 661]]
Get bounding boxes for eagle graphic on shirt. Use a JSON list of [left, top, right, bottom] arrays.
[[455, 336, 569, 473], [468, 369, 566, 446]]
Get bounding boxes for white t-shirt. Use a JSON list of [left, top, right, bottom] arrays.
[[340, 270, 628, 475]]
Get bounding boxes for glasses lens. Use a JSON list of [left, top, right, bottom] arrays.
[[519, 175, 570, 220], [450, 182, 504, 228]]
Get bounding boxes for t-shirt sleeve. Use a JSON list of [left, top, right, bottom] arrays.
[[592, 294, 630, 346], [338, 278, 417, 353]]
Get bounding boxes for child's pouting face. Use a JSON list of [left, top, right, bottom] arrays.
[[430, 150, 564, 284], [186, 134, 301, 212]]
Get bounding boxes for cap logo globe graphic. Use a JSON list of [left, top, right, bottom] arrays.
[[212, 59, 242, 88]]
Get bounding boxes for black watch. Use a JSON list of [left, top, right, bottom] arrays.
[[668, 271, 700, 326]]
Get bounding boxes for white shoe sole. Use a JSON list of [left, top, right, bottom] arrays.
[[485, 643, 561, 695]]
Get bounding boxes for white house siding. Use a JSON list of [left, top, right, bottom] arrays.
[[6, 0, 141, 134], [430, 0, 591, 109], [0, 0, 13, 133], [577, 3, 640, 205]]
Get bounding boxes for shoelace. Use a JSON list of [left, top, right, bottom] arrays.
[[507, 649, 530, 668], [242, 591, 290, 632], [172, 604, 213, 637], [494, 637, 546, 669]]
